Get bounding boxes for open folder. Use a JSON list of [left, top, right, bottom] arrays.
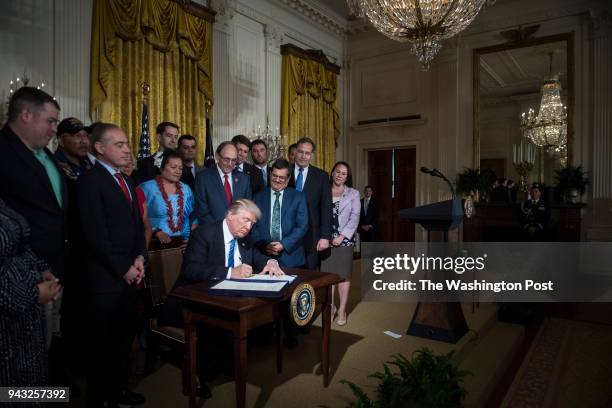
[[208, 276, 295, 298]]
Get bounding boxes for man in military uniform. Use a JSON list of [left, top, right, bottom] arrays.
[[521, 184, 550, 240]]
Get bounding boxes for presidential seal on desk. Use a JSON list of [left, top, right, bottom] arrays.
[[291, 283, 315, 326]]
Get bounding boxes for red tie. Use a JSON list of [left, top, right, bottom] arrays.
[[224, 174, 233, 204], [114, 172, 132, 204]]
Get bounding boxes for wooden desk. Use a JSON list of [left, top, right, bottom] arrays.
[[171, 269, 342, 408]]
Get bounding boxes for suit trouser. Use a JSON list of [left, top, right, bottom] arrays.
[[87, 290, 138, 404], [304, 250, 320, 270]]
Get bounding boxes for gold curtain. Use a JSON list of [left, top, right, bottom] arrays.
[[90, 0, 213, 164], [280, 52, 339, 172]]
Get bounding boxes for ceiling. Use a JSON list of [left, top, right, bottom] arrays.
[[480, 41, 568, 101]]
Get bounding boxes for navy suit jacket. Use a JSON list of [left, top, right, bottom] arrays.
[[194, 166, 252, 225], [288, 165, 332, 251], [251, 187, 308, 267], [234, 162, 265, 195], [159, 220, 269, 327]]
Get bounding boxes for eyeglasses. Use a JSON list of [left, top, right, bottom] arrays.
[[219, 156, 237, 164]]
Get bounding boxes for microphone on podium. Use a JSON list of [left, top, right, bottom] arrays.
[[420, 167, 455, 197]]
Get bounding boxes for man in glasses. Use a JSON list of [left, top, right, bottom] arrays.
[[194, 141, 252, 225], [251, 158, 308, 268]]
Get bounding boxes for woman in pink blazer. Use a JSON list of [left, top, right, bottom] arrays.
[[320, 161, 361, 325]]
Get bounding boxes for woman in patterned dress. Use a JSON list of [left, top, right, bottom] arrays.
[[0, 198, 61, 389], [320, 162, 361, 326]]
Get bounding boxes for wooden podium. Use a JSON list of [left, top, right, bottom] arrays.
[[398, 198, 469, 343]]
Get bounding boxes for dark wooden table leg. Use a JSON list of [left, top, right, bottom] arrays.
[[321, 286, 331, 387], [184, 310, 197, 408], [276, 308, 282, 373], [234, 331, 247, 408]]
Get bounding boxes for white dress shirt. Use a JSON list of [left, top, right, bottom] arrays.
[[223, 219, 242, 278], [293, 164, 309, 187]]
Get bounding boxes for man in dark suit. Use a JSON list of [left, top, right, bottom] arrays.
[[251, 138, 271, 188], [177, 134, 202, 192], [159, 199, 283, 397], [288, 137, 332, 269], [359, 185, 379, 242], [135, 121, 179, 184], [194, 141, 252, 225], [232, 134, 265, 194], [252, 158, 308, 268], [77, 123, 147, 408], [0, 86, 66, 284], [0, 88, 68, 368], [171, 199, 282, 289]]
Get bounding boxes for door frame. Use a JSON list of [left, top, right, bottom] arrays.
[[366, 147, 417, 242]]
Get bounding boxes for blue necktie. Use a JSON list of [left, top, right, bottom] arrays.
[[296, 167, 304, 192], [228, 239, 236, 268], [271, 192, 281, 241]]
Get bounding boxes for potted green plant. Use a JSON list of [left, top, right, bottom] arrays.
[[337, 348, 470, 408], [554, 165, 588, 203], [456, 167, 496, 202]]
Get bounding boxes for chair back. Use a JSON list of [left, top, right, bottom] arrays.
[[148, 247, 183, 307]]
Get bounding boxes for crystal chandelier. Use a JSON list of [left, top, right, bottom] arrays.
[[250, 115, 286, 164], [346, 0, 364, 19], [520, 53, 567, 149], [353, 0, 487, 70]]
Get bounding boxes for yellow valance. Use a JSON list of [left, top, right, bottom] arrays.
[[90, 0, 214, 163], [281, 45, 340, 171]]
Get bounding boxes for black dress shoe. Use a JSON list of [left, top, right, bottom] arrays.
[[196, 383, 212, 399], [118, 389, 145, 406]]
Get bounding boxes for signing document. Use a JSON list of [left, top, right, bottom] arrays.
[[248, 274, 296, 282], [211, 279, 288, 292]]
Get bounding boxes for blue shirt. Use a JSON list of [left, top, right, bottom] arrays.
[[140, 180, 195, 239]]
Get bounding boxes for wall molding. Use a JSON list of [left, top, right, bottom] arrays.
[[277, 0, 347, 37], [234, 1, 342, 62]]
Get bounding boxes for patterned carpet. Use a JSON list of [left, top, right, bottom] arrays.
[[502, 318, 612, 408]]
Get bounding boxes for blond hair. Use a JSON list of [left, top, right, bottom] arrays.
[[227, 199, 262, 220]]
